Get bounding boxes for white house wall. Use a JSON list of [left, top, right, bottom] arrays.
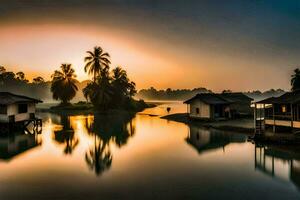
[[6, 103, 36, 122], [189, 99, 210, 118]]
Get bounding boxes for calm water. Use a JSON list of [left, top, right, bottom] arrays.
[[0, 102, 300, 200]]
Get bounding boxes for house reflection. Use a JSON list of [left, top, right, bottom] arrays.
[[53, 114, 79, 155], [0, 132, 42, 161], [255, 144, 300, 190], [84, 113, 136, 176], [186, 125, 246, 154]]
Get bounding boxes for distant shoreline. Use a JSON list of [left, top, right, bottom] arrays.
[[37, 102, 156, 115]]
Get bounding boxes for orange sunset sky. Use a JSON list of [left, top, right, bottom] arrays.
[[1, 1, 300, 92]]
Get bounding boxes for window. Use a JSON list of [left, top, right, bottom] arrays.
[[282, 105, 287, 113], [0, 105, 7, 114], [196, 108, 200, 114], [18, 104, 28, 114]]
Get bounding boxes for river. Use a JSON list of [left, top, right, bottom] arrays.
[[0, 102, 299, 200]]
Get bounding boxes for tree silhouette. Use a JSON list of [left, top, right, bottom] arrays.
[[291, 68, 300, 91], [16, 71, 28, 83], [51, 64, 78, 105], [32, 76, 45, 85], [84, 46, 111, 82], [83, 75, 113, 111], [111, 66, 130, 105], [0, 66, 5, 74]]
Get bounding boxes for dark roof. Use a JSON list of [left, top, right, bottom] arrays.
[[0, 92, 43, 105], [256, 97, 277, 104], [184, 93, 229, 105], [220, 92, 253, 103], [256, 90, 300, 104], [184, 92, 253, 105]]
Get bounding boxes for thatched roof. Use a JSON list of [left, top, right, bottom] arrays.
[[0, 92, 42, 105], [184, 92, 253, 105]]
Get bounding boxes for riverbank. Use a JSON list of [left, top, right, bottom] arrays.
[[161, 113, 254, 134], [37, 101, 156, 115]]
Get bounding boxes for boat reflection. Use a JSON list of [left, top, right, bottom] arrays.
[[186, 125, 246, 154], [255, 144, 300, 190], [0, 131, 42, 161]]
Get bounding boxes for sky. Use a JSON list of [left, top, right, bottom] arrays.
[[1, 0, 300, 92]]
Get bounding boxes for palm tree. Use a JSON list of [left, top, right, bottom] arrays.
[[51, 64, 78, 105], [291, 68, 300, 91], [83, 82, 98, 103], [111, 66, 136, 106], [112, 67, 129, 92], [83, 76, 113, 110], [111, 67, 129, 104], [84, 46, 111, 81]]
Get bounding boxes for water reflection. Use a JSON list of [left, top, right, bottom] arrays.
[[89, 113, 136, 147], [48, 112, 136, 176], [1, 105, 300, 199], [85, 135, 112, 176], [85, 113, 136, 175], [255, 144, 300, 190], [53, 114, 79, 155], [0, 131, 41, 161], [186, 124, 246, 154]]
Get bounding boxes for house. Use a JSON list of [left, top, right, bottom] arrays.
[[254, 90, 300, 133], [184, 93, 253, 120], [0, 92, 42, 124]]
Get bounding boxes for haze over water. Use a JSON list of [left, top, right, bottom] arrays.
[[0, 103, 299, 200]]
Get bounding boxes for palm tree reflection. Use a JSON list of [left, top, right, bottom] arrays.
[[85, 135, 112, 176], [53, 114, 79, 155], [85, 112, 135, 176]]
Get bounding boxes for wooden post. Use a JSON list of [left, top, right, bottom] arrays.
[[273, 104, 276, 133], [272, 156, 275, 176], [291, 103, 294, 131], [263, 104, 265, 132], [254, 145, 257, 169], [296, 104, 299, 121], [254, 103, 257, 133]]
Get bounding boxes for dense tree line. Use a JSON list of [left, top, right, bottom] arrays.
[[136, 87, 212, 101], [0, 66, 51, 100], [136, 87, 287, 101]]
